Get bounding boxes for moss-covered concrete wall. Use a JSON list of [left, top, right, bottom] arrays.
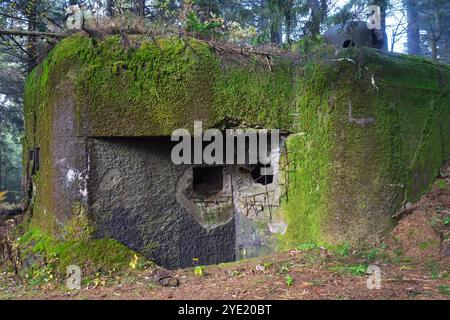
[[23, 33, 450, 267], [69, 35, 294, 136]]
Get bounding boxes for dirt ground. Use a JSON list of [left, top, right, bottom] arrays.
[[1, 178, 449, 300]]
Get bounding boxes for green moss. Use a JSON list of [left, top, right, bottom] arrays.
[[435, 179, 448, 190], [63, 202, 95, 241], [438, 285, 450, 296], [27, 34, 295, 138], [279, 47, 450, 248], [22, 37, 88, 236], [75, 36, 220, 135], [28, 200, 59, 237], [19, 227, 144, 275], [291, 35, 326, 56], [278, 59, 335, 247]]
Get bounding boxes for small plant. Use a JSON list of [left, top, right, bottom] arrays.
[[297, 243, 317, 251], [435, 179, 447, 190], [365, 248, 379, 262], [331, 264, 367, 276], [444, 216, 450, 226], [425, 260, 443, 279], [285, 275, 294, 287], [28, 266, 53, 286], [26, 257, 57, 287], [228, 270, 241, 277], [277, 262, 292, 275], [346, 264, 367, 276], [431, 216, 442, 227], [92, 272, 108, 288], [194, 266, 205, 276], [250, 30, 270, 46], [437, 285, 450, 296], [335, 243, 351, 257]]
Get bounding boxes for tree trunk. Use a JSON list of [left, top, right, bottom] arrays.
[[270, 20, 282, 44], [137, 0, 145, 26], [430, 37, 438, 60], [138, 0, 145, 17], [406, 0, 421, 55], [107, 0, 115, 17], [268, 0, 282, 44], [26, 1, 38, 71], [0, 144, 2, 191], [284, 0, 294, 43], [309, 0, 326, 36]]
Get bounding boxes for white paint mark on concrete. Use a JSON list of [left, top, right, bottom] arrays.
[[67, 169, 77, 183], [371, 74, 379, 91], [333, 58, 356, 64], [65, 159, 89, 199], [268, 222, 288, 235]]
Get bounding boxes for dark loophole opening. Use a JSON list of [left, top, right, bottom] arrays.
[[193, 166, 224, 195], [28, 150, 34, 177], [251, 163, 273, 186], [343, 39, 352, 48], [35, 147, 40, 171]]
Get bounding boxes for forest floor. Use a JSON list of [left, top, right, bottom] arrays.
[[0, 244, 449, 300], [1, 179, 449, 300]]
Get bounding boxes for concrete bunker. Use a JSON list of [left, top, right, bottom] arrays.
[[23, 34, 450, 270], [85, 133, 288, 268]]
